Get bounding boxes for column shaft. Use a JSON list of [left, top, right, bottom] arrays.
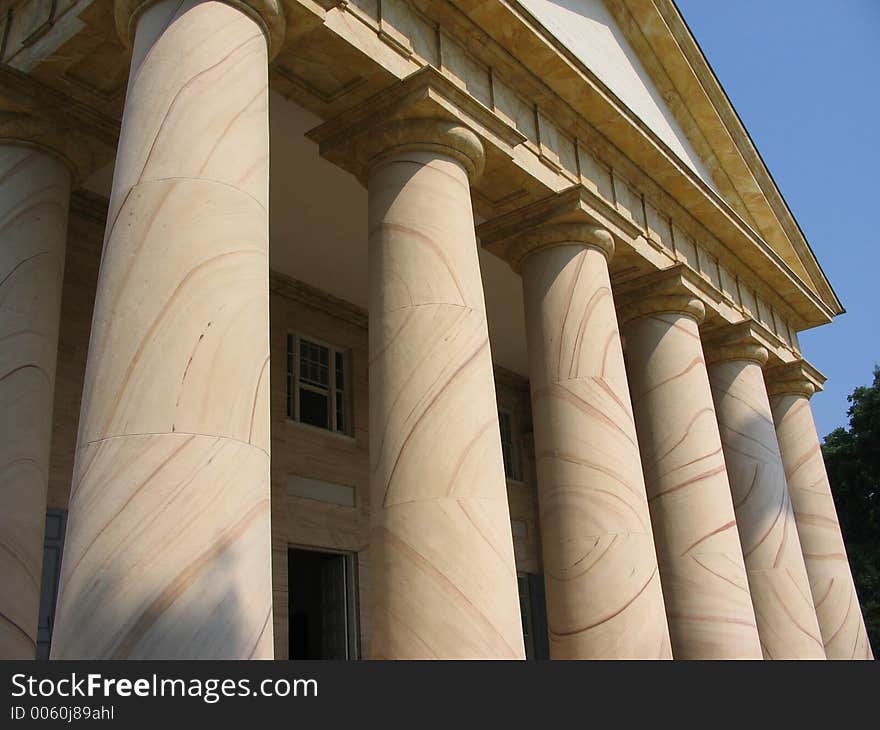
[[770, 390, 873, 659], [0, 145, 70, 658], [522, 240, 671, 658], [51, 0, 273, 658], [367, 133, 524, 659], [624, 308, 761, 658], [709, 354, 825, 658]]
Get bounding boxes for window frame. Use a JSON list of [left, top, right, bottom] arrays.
[[287, 332, 353, 437]]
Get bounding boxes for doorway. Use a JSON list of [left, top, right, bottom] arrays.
[[288, 547, 358, 659]]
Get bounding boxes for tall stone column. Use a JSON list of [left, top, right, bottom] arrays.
[[766, 362, 873, 659], [362, 119, 524, 659], [51, 0, 284, 659], [620, 289, 761, 659], [706, 333, 825, 659], [0, 144, 71, 658], [493, 219, 671, 658]]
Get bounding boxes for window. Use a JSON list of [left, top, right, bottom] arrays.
[[288, 547, 359, 660], [37, 509, 67, 660], [287, 334, 352, 435], [498, 409, 521, 481]]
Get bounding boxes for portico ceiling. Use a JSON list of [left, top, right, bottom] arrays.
[[82, 92, 533, 378]]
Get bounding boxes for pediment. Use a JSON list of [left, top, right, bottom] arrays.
[[513, 0, 840, 315]]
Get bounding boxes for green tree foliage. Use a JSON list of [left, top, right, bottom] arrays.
[[822, 365, 880, 654]]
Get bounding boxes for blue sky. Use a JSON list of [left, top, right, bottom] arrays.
[[674, 0, 880, 438]]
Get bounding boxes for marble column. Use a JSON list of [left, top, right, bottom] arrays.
[[366, 119, 525, 659], [518, 224, 671, 659], [51, 0, 279, 659], [621, 295, 761, 659], [707, 339, 825, 659], [767, 366, 873, 659], [0, 144, 71, 659]]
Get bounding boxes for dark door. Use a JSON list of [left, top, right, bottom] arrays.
[[288, 547, 357, 659]]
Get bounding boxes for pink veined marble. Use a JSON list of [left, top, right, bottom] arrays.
[[366, 128, 525, 659], [624, 306, 761, 659], [50, 0, 274, 659], [522, 238, 672, 659], [0, 145, 70, 659], [709, 352, 825, 660]]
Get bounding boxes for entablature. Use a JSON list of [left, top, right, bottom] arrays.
[[0, 0, 838, 340]]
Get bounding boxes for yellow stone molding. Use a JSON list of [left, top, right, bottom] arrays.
[[605, 0, 840, 317], [0, 0, 835, 337], [307, 66, 525, 184], [115, 0, 287, 59], [440, 0, 840, 327], [764, 359, 826, 399]]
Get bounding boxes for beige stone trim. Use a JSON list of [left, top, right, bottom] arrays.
[[115, 0, 286, 58]]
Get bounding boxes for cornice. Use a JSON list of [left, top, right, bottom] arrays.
[[439, 0, 839, 327], [270, 271, 368, 329], [0, 64, 119, 182], [643, 0, 842, 315], [69, 188, 110, 226]]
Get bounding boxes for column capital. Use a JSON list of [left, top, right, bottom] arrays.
[[764, 359, 826, 399], [115, 0, 287, 59], [504, 222, 614, 272], [703, 323, 769, 366], [359, 117, 485, 182], [477, 186, 623, 272], [616, 266, 710, 326], [308, 66, 525, 185]]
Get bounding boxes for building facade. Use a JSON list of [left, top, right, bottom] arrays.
[[0, 0, 871, 659]]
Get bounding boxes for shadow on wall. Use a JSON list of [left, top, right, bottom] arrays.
[[47, 545, 267, 660]]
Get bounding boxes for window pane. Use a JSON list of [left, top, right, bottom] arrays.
[[335, 392, 345, 433], [335, 351, 345, 391], [300, 339, 329, 388], [300, 388, 329, 429]]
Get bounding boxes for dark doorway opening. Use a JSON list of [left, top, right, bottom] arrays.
[[288, 547, 358, 660]]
